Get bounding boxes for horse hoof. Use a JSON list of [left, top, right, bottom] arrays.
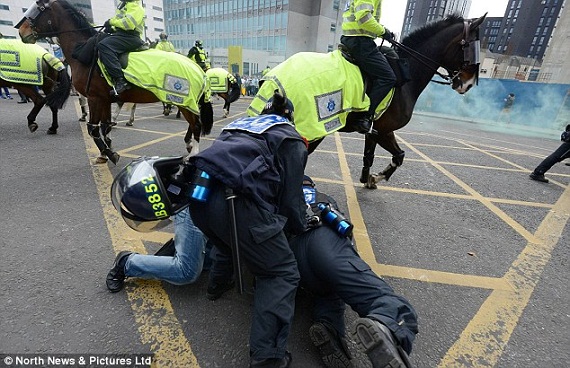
[[365, 175, 379, 189], [47, 127, 57, 135], [28, 123, 38, 133], [95, 156, 108, 164], [126, 121, 133, 126], [108, 152, 120, 165]]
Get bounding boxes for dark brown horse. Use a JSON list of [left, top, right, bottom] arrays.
[[354, 14, 486, 188], [250, 14, 485, 188], [18, 0, 213, 165], [0, 42, 71, 134]]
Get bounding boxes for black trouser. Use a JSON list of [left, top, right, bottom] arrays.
[[533, 142, 570, 175], [341, 35, 397, 116], [188, 183, 299, 361], [290, 226, 418, 354], [98, 33, 143, 82]]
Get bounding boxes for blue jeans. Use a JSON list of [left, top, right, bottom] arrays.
[[125, 208, 207, 285]]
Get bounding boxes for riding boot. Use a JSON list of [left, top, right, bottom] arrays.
[[350, 112, 373, 134], [111, 77, 131, 96]]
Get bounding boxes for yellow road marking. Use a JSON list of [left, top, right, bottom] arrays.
[[78, 119, 199, 367], [398, 135, 540, 244], [332, 134, 513, 291], [439, 184, 570, 367]]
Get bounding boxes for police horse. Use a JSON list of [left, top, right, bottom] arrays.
[[0, 39, 71, 134], [18, 0, 213, 165], [250, 14, 485, 188]]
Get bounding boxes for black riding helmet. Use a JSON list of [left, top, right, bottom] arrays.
[[110, 156, 190, 232], [261, 90, 294, 122]]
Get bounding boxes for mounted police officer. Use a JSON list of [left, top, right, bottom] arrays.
[[341, 0, 396, 133], [187, 39, 210, 72], [155, 32, 175, 52], [98, 0, 145, 96]]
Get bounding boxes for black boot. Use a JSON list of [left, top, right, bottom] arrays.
[[111, 77, 131, 96], [309, 321, 353, 368], [106, 251, 133, 292]]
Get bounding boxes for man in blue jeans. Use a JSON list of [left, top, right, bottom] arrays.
[[106, 207, 209, 292]]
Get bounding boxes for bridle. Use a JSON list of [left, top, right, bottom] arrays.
[[390, 19, 481, 87], [17, 0, 100, 43]]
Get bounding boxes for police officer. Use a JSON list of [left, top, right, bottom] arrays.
[[294, 176, 417, 368], [340, 0, 396, 133], [175, 92, 305, 367], [187, 40, 210, 72], [98, 0, 145, 96], [529, 124, 570, 183], [155, 32, 175, 52]]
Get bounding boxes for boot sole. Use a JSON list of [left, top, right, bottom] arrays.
[[352, 318, 407, 368], [309, 323, 352, 368]]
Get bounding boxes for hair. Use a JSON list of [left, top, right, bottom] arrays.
[[401, 14, 464, 49], [262, 90, 294, 121], [58, 0, 97, 38]]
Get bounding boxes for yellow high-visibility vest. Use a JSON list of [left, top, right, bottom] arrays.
[[342, 0, 386, 38]]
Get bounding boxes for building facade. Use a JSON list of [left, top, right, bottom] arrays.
[[401, 0, 472, 38], [0, 0, 165, 45], [478, 0, 564, 62], [163, 0, 343, 75]]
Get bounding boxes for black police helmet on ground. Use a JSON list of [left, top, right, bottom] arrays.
[[261, 90, 294, 122], [110, 156, 190, 232]]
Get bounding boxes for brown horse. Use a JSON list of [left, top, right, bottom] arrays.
[[250, 14, 485, 188], [18, 0, 213, 165], [0, 42, 71, 134]]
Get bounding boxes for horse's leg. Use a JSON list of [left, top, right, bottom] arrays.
[[180, 108, 201, 155], [126, 103, 136, 126], [88, 99, 120, 165], [21, 87, 44, 133], [223, 94, 229, 117], [360, 133, 377, 184], [47, 105, 58, 135], [111, 101, 123, 126], [365, 131, 405, 189]]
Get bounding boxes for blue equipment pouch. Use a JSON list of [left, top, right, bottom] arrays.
[[189, 169, 211, 202], [317, 203, 353, 238]]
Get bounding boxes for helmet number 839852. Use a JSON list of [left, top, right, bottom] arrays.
[[141, 175, 168, 218]]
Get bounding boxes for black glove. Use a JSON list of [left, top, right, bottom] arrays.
[[381, 28, 395, 42], [103, 20, 114, 34]]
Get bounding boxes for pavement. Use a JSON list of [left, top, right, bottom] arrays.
[[0, 92, 568, 368]]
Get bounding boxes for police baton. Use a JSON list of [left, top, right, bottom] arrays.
[[225, 187, 245, 294]]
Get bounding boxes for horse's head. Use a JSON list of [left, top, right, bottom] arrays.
[[444, 14, 486, 94], [17, 0, 94, 44], [16, 0, 54, 44]]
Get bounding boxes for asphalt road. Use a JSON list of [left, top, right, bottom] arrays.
[[1, 93, 568, 368]]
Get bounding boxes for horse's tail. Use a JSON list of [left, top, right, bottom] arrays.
[[45, 70, 72, 110], [200, 101, 214, 136]]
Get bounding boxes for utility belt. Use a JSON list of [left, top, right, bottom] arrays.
[[189, 168, 212, 202], [114, 29, 141, 37]]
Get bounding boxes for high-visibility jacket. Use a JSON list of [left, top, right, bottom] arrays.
[[155, 40, 175, 52], [109, 0, 145, 36], [188, 46, 210, 71], [261, 67, 271, 76], [342, 0, 386, 38]]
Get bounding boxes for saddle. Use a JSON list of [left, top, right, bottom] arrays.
[[338, 43, 411, 87], [71, 34, 149, 68]]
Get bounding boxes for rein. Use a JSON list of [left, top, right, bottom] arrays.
[[390, 20, 478, 86], [390, 39, 458, 85]]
